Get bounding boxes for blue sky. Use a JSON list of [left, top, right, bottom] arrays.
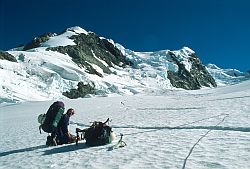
[[1, 0, 250, 71]]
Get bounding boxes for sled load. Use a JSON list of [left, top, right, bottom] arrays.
[[76, 118, 116, 146]]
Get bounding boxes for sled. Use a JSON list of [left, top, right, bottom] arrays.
[[75, 118, 112, 146]]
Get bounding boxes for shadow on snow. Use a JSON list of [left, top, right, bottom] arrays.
[[0, 145, 47, 157], [0, 143, 90, 157], [42, 143, 89, 155]]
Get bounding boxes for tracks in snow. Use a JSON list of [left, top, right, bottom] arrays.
[[112, 125, 250, 133]]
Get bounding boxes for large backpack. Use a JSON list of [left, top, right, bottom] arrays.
[[84, 119, 112, 146], [38, 101, 65, 133]]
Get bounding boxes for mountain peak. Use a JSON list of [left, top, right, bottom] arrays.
[[182, 46, 195, 54], [66, 26, 88, 35]]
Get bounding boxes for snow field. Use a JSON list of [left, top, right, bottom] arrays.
[[0, 81, 250, 169]]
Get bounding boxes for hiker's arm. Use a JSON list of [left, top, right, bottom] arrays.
[[66, 132, 78, 143], [65, 132, 72, 141]]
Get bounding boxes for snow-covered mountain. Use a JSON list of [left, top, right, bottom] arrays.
[[206, 64, 250, 86], [0, 26, 248, 104]]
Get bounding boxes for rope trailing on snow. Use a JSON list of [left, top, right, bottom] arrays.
[[175, 113, 229, 128], [119, 113, 229, 136], [182, 114, 229, 169]]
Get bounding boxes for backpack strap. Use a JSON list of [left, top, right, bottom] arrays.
[[39, 125, 42, 134]]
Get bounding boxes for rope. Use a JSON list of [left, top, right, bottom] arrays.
[[182, 114, 229, 169], [111, 112, 229, 165], [119, 113, 229, 136], [175, 113, 229, 128]]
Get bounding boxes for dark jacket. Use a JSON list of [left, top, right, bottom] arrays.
[[57, 114, 70, 144]]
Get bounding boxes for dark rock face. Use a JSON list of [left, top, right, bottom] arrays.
[[0, 51, 17, 62], [23, 32, 55, 51], [167, 51, 217, 90], [63, 81, 95, 99], [47, 32, 132, 77]]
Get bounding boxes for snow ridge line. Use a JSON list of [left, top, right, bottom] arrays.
[[120, 101, 204, 111], [175, 113, 228, 128], [182, 114, 229, 169], [111, 114, 241, 135], [111, 125, 250, 133], [207, 95, 250, 101], [136, 107, 204, 111]]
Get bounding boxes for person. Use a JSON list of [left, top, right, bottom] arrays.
[[47, 108, 78, 146], [55, 108, 78, 145]]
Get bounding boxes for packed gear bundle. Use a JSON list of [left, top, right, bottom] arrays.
[[76, 118, 114, 146], [38, 101, 65, 133]]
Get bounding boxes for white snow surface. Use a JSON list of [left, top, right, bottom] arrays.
[[42, 31, 76, 47], [0, 80, 250, 169]]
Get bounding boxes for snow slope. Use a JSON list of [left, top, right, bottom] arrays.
[[1, 45, 178, 103], [0, 80, 250, 169], [206, 64, 250, 86], [1, 26, 234, 104]]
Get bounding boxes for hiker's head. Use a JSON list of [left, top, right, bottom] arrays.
[[66, 108, 75, 116]]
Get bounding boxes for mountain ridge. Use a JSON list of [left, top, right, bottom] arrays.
[[0, 26, 249, 103]]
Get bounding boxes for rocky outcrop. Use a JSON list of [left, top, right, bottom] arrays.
[[0, 51, 17, 62], [23, 32, 55, 51], [167, 51, 217, 90], [63, 81, 95, 99], [47, 32, 132, 77]]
